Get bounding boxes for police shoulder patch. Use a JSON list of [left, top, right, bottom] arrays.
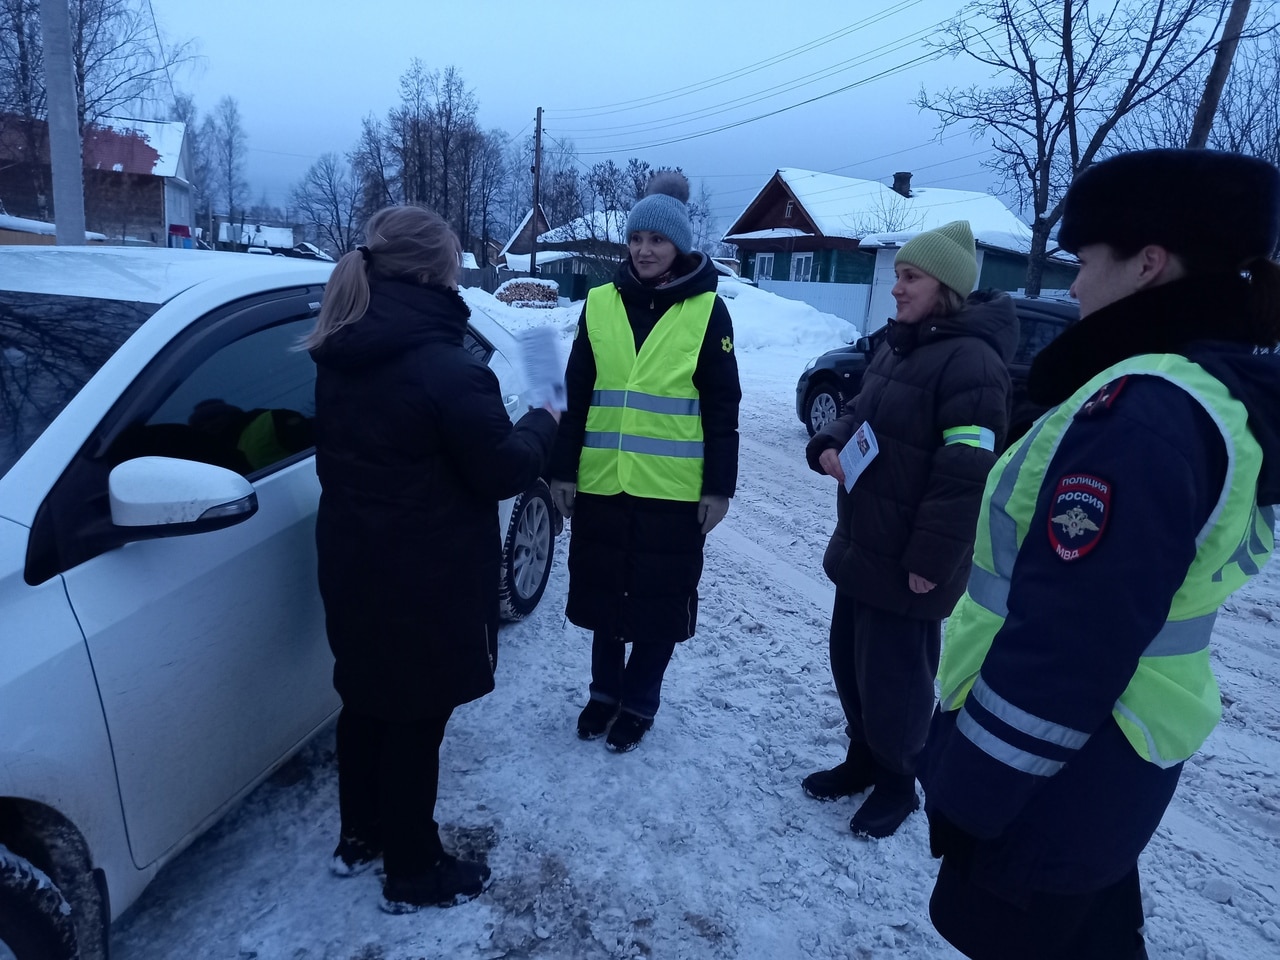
[[1047, 473, 1111, 562], [1077, 376, 1129, 418]]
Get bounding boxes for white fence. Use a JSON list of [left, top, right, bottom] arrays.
[[757, 279, 871, 328]]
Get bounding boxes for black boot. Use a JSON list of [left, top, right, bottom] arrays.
[[381, 854, 492, 913], [577, 699, 620, 740], [801, 741, 878, 801], [330, 834, 382, 877], [849, 772, 920, 838], [605, 711, 653, 752]]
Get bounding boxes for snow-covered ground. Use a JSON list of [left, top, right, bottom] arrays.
[[109, 281, 1280, 960]]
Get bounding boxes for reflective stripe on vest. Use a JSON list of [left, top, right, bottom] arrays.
[[577, 285, 713, 502], [939, 354, 1273, 769]]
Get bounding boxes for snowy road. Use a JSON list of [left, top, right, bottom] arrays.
[[109, 288, 1280, 960]]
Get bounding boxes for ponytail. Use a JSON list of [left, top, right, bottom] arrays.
[[299, 249, 371, 351]]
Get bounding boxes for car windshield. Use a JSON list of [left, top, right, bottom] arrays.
[[1, 291, 158, 479]]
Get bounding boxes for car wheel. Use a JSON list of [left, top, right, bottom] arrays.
[[804, 383, 843, 437], [498, 481, 555, 621], [0, 848, 78, 960]]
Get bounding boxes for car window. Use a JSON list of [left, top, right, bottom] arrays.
[[1015, 315, 1068, 365], [0, 292, 158, 480], [463, 327, 493, 363], [107, 316, 317, 476]]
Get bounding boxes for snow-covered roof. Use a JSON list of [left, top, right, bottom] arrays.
[[218, 223, 295, 248], [537, 210, 628, 245], [0, 213, 106, 241], [734, 168, 1035, 254], [500, 207, 536, 257], [501, 250, 575, 272], [722, 227, 813, 241], [83, 117, 186, 178]]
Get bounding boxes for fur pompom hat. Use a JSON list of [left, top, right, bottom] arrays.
[[894, 220, 978, 298], [1057, 149, 1280, 269], [626, 171, 693, 254]]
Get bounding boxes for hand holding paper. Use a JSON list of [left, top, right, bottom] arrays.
[[516, 325, 568, 412]]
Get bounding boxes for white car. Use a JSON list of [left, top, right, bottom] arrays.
[[0, 246, 556, 959]]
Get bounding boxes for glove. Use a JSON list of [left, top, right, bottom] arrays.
[[697, 495, 729, 534], [549, 479, 576, 519], [926, 806, 976, 862]]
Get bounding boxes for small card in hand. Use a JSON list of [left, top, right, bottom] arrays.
[[837, 421, 879, 492]]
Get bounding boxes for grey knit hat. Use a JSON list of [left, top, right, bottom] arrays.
[[626, 171, 693, 254], [894, 220, 978, 297]]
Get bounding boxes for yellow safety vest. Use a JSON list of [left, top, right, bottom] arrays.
[[939, 354, 1274, 768], [577, 285, 713, 502]]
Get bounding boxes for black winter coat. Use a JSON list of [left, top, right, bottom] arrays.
[[807, 290, 1017, 620], [311, 280, 556, 721], [550, 253, 742, 644]]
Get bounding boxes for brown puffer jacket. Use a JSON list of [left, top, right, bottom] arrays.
[[806, 290, 1017, 620]]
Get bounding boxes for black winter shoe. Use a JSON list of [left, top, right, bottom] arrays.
[[605, 711, 653, 753], [849, 773, 920, 839], [577, 699, 620, 740], [380, 854, 492, 913], [801, 742, 879, 801], [330, 835, 382, 877]]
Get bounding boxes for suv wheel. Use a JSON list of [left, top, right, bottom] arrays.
[[805, 383, 844, 436], [0, 848, 78, 960], [498, 481, 555, 621]]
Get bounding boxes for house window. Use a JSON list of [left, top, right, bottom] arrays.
[[791, 252, 814, 282], [785, 200, 794, 219], [755, 253, 774, 282]]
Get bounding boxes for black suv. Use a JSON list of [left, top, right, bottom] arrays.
[[795, 294, 1079, 445]]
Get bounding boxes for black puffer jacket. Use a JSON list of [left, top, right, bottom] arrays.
[[551, 253, 742, 643], [807, 290, 1017, 620], [311, 280, 556, 721]]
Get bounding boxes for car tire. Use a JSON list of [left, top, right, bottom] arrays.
[[0, 847, 78, 960], [498, 481, 555, 621], [804, 382, 844, 437]]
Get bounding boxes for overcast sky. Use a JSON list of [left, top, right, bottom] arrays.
[[150, 0, 1001, 230]]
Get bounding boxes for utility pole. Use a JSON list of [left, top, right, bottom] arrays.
[[530, 106, 542, 277], [40, 0, 86, 244], [1188, 0, 1253, 148]]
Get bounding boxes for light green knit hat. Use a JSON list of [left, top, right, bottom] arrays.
[[894, 220, 977, 297]]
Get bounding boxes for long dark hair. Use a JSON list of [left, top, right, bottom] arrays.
[[302, 205, 461, 351]]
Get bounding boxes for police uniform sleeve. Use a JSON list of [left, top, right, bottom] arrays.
[[692, 296, 742, 498], [549, 307, 594, 482], [926, 376, 1227, 840]]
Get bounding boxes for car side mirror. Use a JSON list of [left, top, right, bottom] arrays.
[[109, 456, 258, 535], [854, 336, 875, 352]]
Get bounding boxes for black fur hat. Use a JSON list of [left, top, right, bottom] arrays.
[[1058, 149, 1280, 269]]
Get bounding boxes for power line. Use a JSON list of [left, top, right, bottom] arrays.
[[572, 50, 940, 157], [549, 22, 946, 142], [144, 0, 178, 105], [547, 0, 929, 118]]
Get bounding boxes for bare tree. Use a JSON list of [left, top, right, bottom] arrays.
[[291, 152, 363, 255], [429, 65, 476, 224], [919, 0, 1237, 295], [0, 0, 49, 217], [208, 95, 248, 223], [468, 128, 507, 265], [1116, 23, 1280, 163], [349, 114, 395, 221]]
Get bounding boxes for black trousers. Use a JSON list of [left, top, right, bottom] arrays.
[[930, 855, 1148, 960], [829, 590, 940, 777], [588, 631, 677, 719], [335, 706, 452, 880]]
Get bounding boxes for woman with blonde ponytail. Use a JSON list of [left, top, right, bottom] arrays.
[[308, 204, 559, 914]]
